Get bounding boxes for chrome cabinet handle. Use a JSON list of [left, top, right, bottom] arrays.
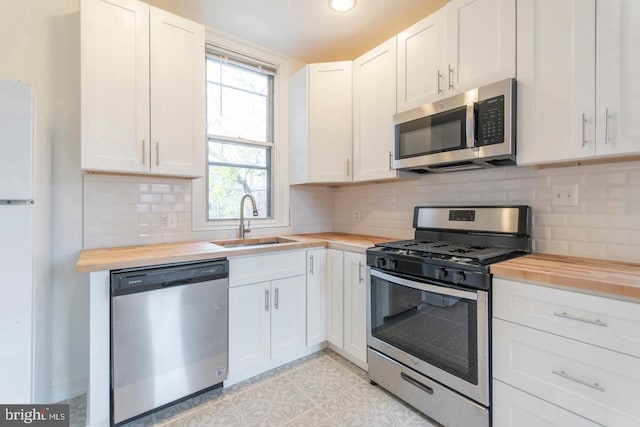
[[274, 287, 279, 310], [581, 114, 587, 147], [346, 158, 350, 176], [604, 108, 610, 145], [437, 70, 443, 94], [552, 369, 605, 392], [358, 262, 363, 283], [155, 142, 160, 166], [142, 140, 146, 164], [448, 65, 454, 91], [265, 289, 269, 312], [553, 311, 608, 327], [309, 255, 314, 274]]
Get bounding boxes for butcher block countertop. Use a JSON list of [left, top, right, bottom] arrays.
[[491, 253, 640, 301], [75, 232, 393, 273]]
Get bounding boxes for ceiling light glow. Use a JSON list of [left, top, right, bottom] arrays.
[[329, 0, 356, 12]]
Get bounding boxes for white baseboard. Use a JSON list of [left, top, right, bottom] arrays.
[[39, 376, 87, 404]]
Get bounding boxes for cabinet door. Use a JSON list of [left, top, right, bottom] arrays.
[[308, 62, 352, 182], [517, 0, 596, 165], [595, 0, 640, 157], [81, 0, 150, 173], [396, 9, 445, 112], [229, 282, 270, 374], [493, 380, 600, 427], [149, 7, 205, 177], [326, 249, 344, 349], [271, 276, 306, 361], [445, 0, 515, 93], [306, 249, 327, 346], [343, 252, 367, 365], [353, 37, 397, 182]]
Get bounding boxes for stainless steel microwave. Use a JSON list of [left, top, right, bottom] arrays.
[[393, 78, 516, 173]]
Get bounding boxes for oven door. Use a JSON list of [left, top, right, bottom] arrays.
[[367, 268, 489, 406]]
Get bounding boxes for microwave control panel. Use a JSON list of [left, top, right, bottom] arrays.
[[476, 95, 504, 146]]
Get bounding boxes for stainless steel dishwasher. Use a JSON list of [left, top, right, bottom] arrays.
[[110, 259, 229, 425]]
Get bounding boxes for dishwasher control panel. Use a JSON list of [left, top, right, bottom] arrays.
[[111, 259, 228, 296]]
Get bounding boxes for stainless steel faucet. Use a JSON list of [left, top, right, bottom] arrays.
[[239, 194, 258, 239]]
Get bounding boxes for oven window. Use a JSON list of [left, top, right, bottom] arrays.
[[370, 275, 478, 385], [396, 105, 467, 158]]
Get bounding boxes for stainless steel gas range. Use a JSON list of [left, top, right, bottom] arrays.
[[366, 205, 532, 427]]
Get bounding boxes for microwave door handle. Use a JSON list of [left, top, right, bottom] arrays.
[[466, 102, 477, 150]]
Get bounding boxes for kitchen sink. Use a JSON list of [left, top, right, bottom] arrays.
[[213, 237, 298, 248]]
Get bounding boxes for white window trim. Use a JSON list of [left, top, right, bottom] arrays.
[[193, 30, 290, 232]]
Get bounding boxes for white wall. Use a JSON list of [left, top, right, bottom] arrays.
[[333, 160, 640, 262], [0, 0, 86, 402]]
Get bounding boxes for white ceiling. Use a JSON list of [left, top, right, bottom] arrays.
[[145, 0, 448, 63]]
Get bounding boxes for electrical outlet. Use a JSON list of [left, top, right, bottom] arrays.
[[160, 212, 178, 229], [551, 184, 579, 207], [353, 209, 361, 222]]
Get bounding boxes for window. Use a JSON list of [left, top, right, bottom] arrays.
[[206, 47, 276, 220]]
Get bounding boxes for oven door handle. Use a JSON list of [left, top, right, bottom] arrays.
[[370, 269, 478, 301]]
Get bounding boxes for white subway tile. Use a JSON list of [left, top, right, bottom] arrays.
[[567, 242, 605, 259]]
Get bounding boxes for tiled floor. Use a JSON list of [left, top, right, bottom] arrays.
[[65, 349, 438, 426]]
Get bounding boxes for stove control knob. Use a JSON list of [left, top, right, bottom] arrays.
[[386, 259, 397, 270], [453, 271, 466, 285], [376, 257, 387, 268], [437, 268, 448, 280]]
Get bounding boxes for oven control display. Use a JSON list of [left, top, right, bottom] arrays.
[[449, 210, 476, 222]]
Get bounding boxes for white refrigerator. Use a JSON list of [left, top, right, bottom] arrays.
[[0, 78, 35, 403]]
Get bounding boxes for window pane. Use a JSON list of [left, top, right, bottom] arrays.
[[206, 57, 271, 142], [208, 164, 270, 220], [207, 85, 268, 141], [209, 141, 267, 167]]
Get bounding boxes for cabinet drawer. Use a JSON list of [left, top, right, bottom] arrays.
[[493, 380, 599, 427], [493, 278, 640, 358], [229, 250, 306, 287], [493, 319, 640, 426]]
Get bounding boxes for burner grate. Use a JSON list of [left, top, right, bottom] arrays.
[[377, 239, 517, 263]]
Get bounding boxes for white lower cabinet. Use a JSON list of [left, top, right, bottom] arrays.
[[326, 249, 344, 348], [343, 252, 367, 365], [228, 251, 308, 385], [493, 278, 640, 427], [493, 380, 600, 427], [326, 249, 367, 369], [306, 248, 327, 346]]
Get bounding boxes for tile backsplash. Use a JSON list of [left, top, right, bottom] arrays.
[[83, 174, 334, 249], [84, 160, 639, 262], [332, 160, 640, 263]]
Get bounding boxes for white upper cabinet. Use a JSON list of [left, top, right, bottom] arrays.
[[396, 0, 515, 112], [595, 0, 640, 158], [518, 0, 640, 165], [290, 61, 352, 184], [352, 37, 398, 181], [517, 0, 596, 165], [445, 0, 516, 94], [149, 7, 205, 177], [396, 10, 445, 112], [81, 0, 150, 174], [81, 0, 205, 177]]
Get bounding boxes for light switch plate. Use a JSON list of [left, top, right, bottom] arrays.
[[551, 184, 579, 207]]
